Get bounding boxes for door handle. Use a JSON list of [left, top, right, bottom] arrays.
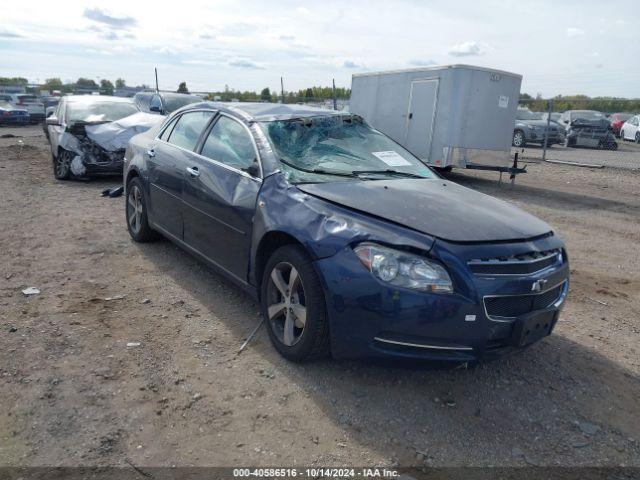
[[186, 166, 200, 177], [408, 113, 413, 119], [146, 148, 156, 157]]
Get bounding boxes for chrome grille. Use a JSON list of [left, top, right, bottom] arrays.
[[469, 249, 562, 276]]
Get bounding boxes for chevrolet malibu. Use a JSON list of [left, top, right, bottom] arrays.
[[124, 103, 569, 363]]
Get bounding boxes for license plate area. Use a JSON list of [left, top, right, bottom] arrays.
[[511, 311, 556, 347]]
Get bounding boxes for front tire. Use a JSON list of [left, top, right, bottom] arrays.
[[512, 130, 526, 148], [126, 177, 158, 242], [53, 150, 72, 180], [261, 245, 330, 362], [636, 132, 640, 144]]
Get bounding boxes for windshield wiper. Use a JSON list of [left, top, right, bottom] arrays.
[[352, 169, 428, 179], [279, 158, 359, 178]]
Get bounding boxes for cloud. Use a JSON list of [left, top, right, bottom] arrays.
[[448, 41, 485, 57], [0, 28, 25, 38], [408, 59, 437, 67], [566, 27, 585, 37], [99, 30, 135, 41], [85, 48, 113, 56], [279, 35, 295, 42], [228, 58, 265, 69], [83, 7, 137, 29], [343, 60, 362, 69]]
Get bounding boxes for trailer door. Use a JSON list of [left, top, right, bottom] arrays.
[[405, 78, 439, 160]]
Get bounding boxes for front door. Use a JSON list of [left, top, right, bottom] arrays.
[[405, 79, 439, 160], [182, 114, 261, 280]]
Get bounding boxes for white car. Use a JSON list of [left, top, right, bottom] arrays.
[[4, 94, 45, 123], [620, 115, 640, 143]]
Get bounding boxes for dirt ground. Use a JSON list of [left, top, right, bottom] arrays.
[[1, 126, 639, 469]]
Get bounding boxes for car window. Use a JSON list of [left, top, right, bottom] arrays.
[[200, 116, 256, 171], [159, 116, 179, 141], [150, 95, 162, 111], [167, 111, 213, 150]]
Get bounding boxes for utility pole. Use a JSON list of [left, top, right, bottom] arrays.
[[542, 99, 553, 162], [155, 68, 159, 93], [332, 78, 337, 110], [280, 77, 285, 104]]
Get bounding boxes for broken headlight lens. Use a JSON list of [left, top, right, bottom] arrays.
[[353, 243, 453, 293]]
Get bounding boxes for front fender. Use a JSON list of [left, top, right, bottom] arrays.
[[249, 173, 435, 285]]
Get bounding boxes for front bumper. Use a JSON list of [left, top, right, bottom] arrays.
[[315, 237, 569, 363], [527, 129, 562, 144], [0, 115, 29, 124]]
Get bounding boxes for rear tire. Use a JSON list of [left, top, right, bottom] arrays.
[[126, 177, 158, 242], [260, 245, 330, 362]]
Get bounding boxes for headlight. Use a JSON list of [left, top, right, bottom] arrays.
[[353, 243, 453, 293]]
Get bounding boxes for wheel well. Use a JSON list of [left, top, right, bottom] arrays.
[[125, 169, 139, 189], [254, 231, 305, 290]]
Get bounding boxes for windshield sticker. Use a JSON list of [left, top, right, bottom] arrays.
[[371, 151, 412, 167]]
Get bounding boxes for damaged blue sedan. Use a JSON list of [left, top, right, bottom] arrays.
[[124, 103, 569, 363]]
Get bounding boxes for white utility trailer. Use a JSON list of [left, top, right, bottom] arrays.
[[350, 64, 524, 173]]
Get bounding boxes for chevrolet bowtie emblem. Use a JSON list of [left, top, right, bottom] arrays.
[[531, 278, 548, 292]]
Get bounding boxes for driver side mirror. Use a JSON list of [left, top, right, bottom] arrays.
[[46, 116, 60, 126], [245, 160, 260, 178], [149, 105, 162, 113]]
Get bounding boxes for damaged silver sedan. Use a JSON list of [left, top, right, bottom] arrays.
[[46, 95, 161, 180]]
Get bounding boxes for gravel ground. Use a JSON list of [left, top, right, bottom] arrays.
[[1, 126, 639, 469]]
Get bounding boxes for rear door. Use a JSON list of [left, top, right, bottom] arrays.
[[405, 79, 439, 159], [147, 110, 214, 239], [182, 114, 261, 280]]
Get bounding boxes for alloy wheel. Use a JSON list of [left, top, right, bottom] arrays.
[[513, 131, 524, 147], [56, 152, 71, 177], [266, 262, 307, 347], [127, 185, 143, 235]]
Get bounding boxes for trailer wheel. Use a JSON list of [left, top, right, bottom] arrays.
[[512, 130, 526, 148]]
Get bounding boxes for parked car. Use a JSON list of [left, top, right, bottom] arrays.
[[46, 95, 142, 179], [0, 101, 30, 125], [558, 110, 606, 128], [512, 109, 563, 147], [541, 112, 562, 124], [5, 94, 45, 123], [124, 102, 570, 363], [620, 115, 640, 143], [613, 113, 636, 139], [133, 91, 202, 116], [564, 117, 618, 149]]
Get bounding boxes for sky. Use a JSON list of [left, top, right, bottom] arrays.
[[1, 0, 637, 97]]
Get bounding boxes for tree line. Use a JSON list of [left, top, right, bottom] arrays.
[[519, 93, 640, 114], [0, 77, 352, 103], [3, 77, 635, 112]]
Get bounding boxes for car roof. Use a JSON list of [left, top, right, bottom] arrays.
[[180, 101, 345, 122], [64, 95, 135, 104]]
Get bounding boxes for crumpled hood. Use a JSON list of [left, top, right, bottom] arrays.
[[296, 179, 552, 242], [85, 112, 163, 151]]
